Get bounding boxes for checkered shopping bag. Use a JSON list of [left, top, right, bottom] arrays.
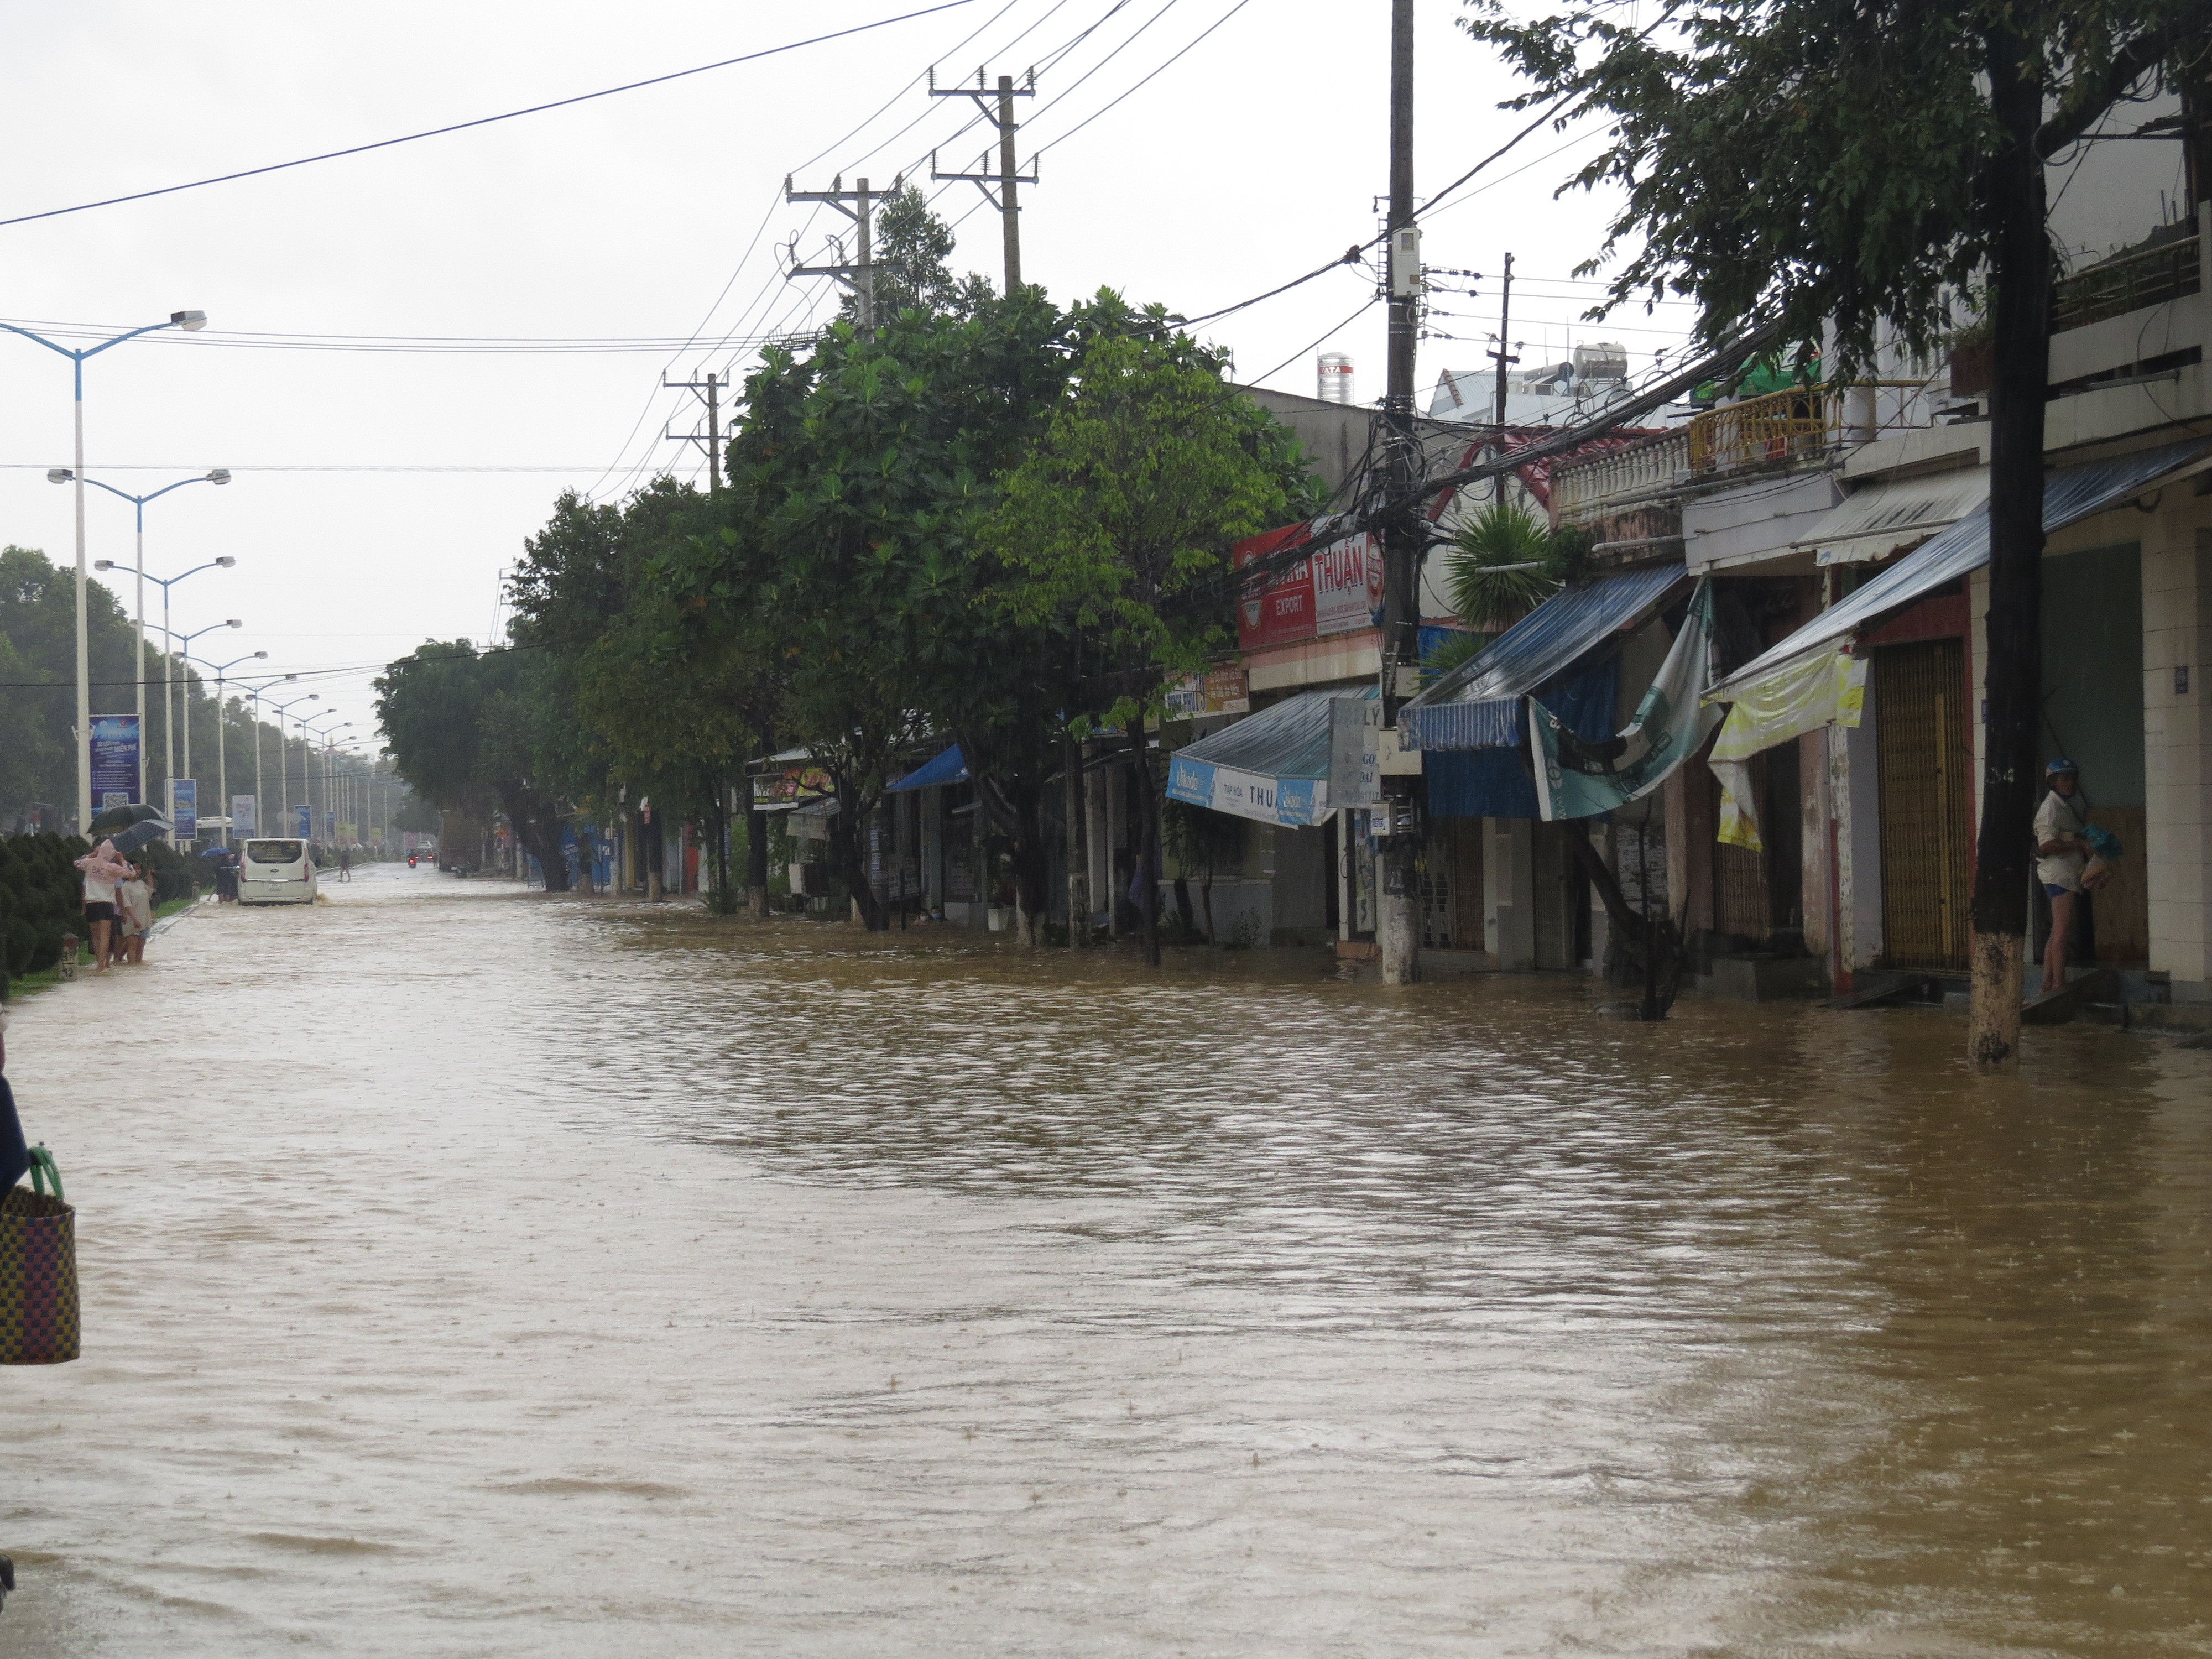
[[1, 1147, 79, 1364]]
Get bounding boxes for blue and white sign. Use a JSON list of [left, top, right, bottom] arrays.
[[1165, 754, 1331, 827], [232, 795, 258, 838], [295, 805, 311, 837], [169, 778, 198, 839], [91, 713, 142, 807]]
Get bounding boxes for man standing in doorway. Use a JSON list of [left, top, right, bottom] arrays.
[[2034, 758, 2090, 995]]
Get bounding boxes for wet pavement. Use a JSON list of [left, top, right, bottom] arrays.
[[4, 863, 2212, 1656]]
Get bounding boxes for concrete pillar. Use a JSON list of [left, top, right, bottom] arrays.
[[2144, 519, 2212, 1000], [1485, 816, 1535, 969]]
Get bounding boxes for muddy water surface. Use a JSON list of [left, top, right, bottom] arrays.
[[4, 865, 2211, 1656]]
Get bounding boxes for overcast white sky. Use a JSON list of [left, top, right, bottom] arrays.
[[0, 0, 1695, 753]]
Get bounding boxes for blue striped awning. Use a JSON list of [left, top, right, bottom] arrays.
[[1399, 563, 1687, 750]]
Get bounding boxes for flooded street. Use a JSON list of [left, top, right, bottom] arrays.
[[6, 865, 2212, 1656]]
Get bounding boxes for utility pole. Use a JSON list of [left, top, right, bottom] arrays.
[[784, 174, 885, 331], [1378, 0, 1422, 988], [663, 371, 723, 492], [1489, 252, 1519, 429], [930, 67, 1037, 292]]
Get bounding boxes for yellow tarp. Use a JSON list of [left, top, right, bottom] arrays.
[[1704, 648, 1867, 851]]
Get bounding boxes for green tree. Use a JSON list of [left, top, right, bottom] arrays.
[[374, 641, 572, 890], [841, 183, 997, 322], [982, 311, 1313, 963], [1465, 0, 2207, 1060], [680, 298, 1067, 928]]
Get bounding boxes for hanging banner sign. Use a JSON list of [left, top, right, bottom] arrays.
[[1327, 697, 1383, 809], [1232, 523, 1316, 649], [232, 796, 258, 838], [1532, 577, 1720, 822], [1311, 533, 1383, 638], [1165, 665, 1252, 718], [1165, 755, 1331, 827], [296, 805, 312, 838], [169, 778, 198, 839], [1704, 645, 1868, 849], [753, 764, 834, 806], [90, 713, 142, 808]]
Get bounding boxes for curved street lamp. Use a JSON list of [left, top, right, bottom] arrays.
[[304, 714, 350, 845], [2, 309, 209, 830], [267, 692, 319, 838], [233, 673, 299, 843], [185, 648, 268, 847], [167, 618, 242, 818], [98, 554, 236, 799], [63, 467, 230, 776]]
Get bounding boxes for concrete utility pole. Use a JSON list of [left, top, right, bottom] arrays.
[[1378, 0, 1422, 987], [784, 174, 885, 331], [663, 371, 723, 492], [930, 67, 1037, 292], [1489, 252, 1519, 430]]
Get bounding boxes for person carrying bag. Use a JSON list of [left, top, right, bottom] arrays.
[[0, 1009, 79, 1366]]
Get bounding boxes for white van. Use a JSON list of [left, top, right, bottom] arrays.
[[238, 838, 318, 906]]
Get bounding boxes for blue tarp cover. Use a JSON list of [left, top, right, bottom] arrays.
[[1715, 438, 2210, 695], [886, 744, 968, 792], [1425, 659, 1620, 820], [1400, 564, 1687, 750], [1172, 688, 1374, 779]]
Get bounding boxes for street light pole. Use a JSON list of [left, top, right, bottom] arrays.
[[1, 310, 208, 831], [189, 650, 266, 847], [63, 468, 231, 781], [113, 557, 238, 804], [168, 618, 242, 833], [268, 693, 319, 841], [236, 675, 295, 843]]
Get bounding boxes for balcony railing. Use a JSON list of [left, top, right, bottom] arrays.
[[1689, 384, 1835, 474], [1551, 430, 1690, 523], [2053, 226, 2201, 333]]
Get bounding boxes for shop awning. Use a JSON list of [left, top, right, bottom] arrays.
[[1399, 562, 1688, 750], [1791, 466, 1989, 565], [1165, 688, 1374, 827], [1713, 439, 2211, 699], [886, 744, 968, 792]]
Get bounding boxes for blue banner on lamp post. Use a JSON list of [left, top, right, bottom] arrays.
[[170, 778, 198, 839], [296, 805, 311, 838]]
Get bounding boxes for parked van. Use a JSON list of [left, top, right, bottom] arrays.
[[238, 838, 317, 906]]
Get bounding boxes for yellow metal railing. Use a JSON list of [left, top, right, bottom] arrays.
[[1688, 385, 1835, 474]]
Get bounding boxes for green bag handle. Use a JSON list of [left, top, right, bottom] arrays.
[[26, 1146, 62, 1202]]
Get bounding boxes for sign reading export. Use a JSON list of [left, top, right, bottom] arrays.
[[1233, 525, 1381, 650]]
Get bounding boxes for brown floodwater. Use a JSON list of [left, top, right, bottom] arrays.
[[3, 864, 2211, 1656]]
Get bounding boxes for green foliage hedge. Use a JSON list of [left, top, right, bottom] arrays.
[[0, 831, 198, 994]]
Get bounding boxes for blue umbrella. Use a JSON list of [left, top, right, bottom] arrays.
[[109, 817, 173, 856]]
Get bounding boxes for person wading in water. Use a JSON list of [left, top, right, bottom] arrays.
[[2034, 758, 2092, 997]]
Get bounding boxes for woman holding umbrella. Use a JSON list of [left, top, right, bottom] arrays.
[[73, 840, 132, 974]]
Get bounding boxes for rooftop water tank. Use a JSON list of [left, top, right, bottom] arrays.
[[1573, 340, 1630, 382], [1317, 352, 1354, 405]]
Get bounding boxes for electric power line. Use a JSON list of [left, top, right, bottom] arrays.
[[0, 1, 988, 230]]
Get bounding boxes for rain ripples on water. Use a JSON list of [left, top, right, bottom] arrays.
[[6, 868, 2210, 1656]]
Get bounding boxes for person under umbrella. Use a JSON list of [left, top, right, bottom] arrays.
[[72, 839, 132, 974]]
